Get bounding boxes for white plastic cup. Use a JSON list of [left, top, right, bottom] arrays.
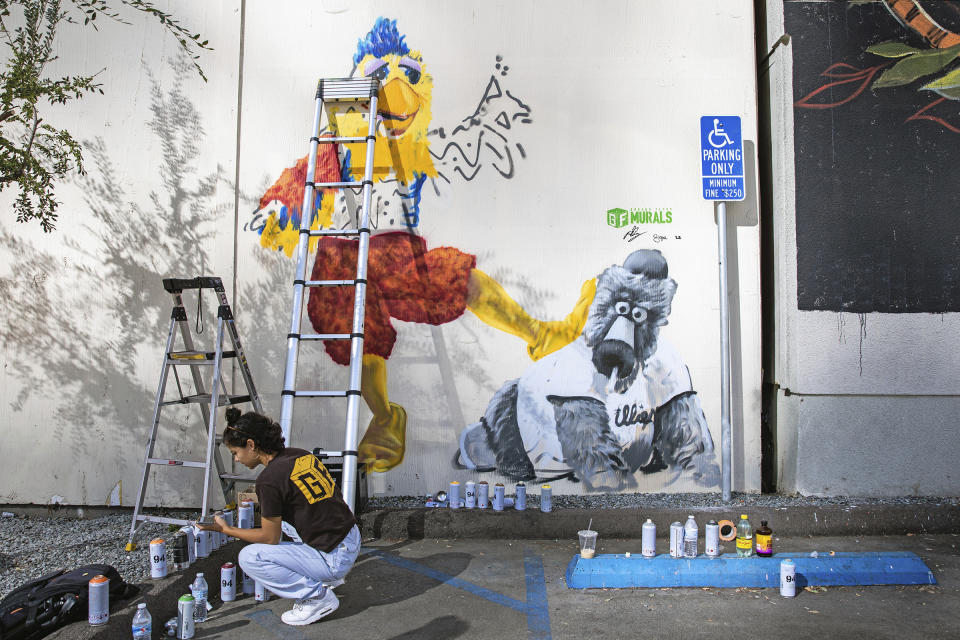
[[578, 529, 598, 559]]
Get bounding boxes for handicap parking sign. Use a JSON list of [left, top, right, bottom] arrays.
[[700, 116, 744, 201]]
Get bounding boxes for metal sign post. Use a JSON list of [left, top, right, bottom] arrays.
[[700, 115, 744, 503]]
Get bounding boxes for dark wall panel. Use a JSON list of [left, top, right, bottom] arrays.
[[787, 0, 960, 312]]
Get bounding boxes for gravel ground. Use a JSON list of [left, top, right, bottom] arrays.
[[2, 493, 956, 599]]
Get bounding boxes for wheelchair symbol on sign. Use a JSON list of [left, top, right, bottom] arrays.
[[708, 119, 734, 148]]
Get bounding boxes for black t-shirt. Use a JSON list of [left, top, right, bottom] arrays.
[[255, 448, 358, 553]]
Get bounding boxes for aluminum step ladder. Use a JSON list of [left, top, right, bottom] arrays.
[[126, 276, 263, 550], [280, 77, 380, 513]]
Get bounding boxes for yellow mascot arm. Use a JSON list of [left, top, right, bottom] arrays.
[[527, 277, 597, 361]]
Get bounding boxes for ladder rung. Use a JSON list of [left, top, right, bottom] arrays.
[[136, 515, 194, 527], [308, 229, 361, 237], [288, 390, 351, 398], [318, 78, 379, 101], [300, 333, 351, 341], [318, 136, 368, 144], [168, 350, 237, 361], [160, 394, 252, 407], [147, 458, 207, 468], [314, 181, 363, 189], [220, 473, 259, 481], [304, 279, 355, 287]]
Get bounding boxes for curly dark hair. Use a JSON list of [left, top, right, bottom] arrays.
[[222, 408, 285, 454]]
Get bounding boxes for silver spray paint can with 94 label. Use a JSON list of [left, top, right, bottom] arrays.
[[149, 538, 168, 579], [220, 563, 236, 602], [465, 481, 476, 508], [493, 483, 505, 511], [669, 522, 683, 558], [780, 559, 796, 597], [641, 519, 656, 557], [477, 481, 489, 509]]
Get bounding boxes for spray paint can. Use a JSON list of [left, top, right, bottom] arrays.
[[493, 483, 505, 511], [222, 508, 235, 541], [171, 531, 190, 571], [465, 481, 477, 509], [515, 482, 527, 510], [780, 558, 796, 597], [705, 520, 720, 558], [255, 580, 270, 602], [477, 481, 489, 509], [669, 522, 683, 558], [683, 515, 698, 558], [176, 594, 196, 639], [540, 485, 553, 513], [195, 529, 211, 559], [213, 511, 225, 548], [449, 481, 461, 509], [641, 519, 656, 557], [242, 567, 255, 595], [180, 526, 196, 564], [87, 575, 109, 625], [220, 563, 236, 602], [150, 538, 168, 579], [238, 500, 254, 529]]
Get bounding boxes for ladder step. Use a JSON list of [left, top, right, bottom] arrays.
[[147, 458, 207, 468], [317, 77, 379, 101], [314, 181, 363, 189], [308, 229, 362, 237], [317, 136, 368, 144], [135, 515, 194, 527], [220, 473, 259, 481], [304, 279, 355, 287], [287, 390, 353, 398], [160, 394, 252, 407], [167, 350, 237, 363], [300, 333, 351, 341]]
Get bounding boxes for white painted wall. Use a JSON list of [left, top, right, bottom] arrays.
[[0, 0, 761, 506]]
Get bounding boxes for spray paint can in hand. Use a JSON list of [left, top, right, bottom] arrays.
[[238, 500, 254, 529], [780, 558, 796, 597], [465, 481, 477, 509], [194, 529, 210, 559], [87, 575, 109, 626], [682, 515, 698, 558], [493, 483, 505, 511], [705, 520, 720, 558], [254, 581, 270, 602], [641, 519, 656, 557], [176, 594, 196, 639], [669, 522, 683, 558], [449, 481, 461, 509], [222, 508, 235, 541], [540, 484, 552, 513], [150, 538, 168, 579], [515, 482, 527, 510], [212, 511, 225, 549], [220, 563, 237, 602], [477, 481, 489, 509]]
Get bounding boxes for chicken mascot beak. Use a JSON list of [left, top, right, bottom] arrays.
[[379, 77, 421, 137]]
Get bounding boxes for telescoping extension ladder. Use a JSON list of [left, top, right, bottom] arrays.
[[126, 277, 263, 550], [280, 77, 380, 512]]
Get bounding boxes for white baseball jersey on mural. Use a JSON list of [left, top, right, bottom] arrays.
[[329, 177, 421, 234], [515, 336, 694, 472]]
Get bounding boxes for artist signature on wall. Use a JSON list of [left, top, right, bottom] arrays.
[[623, 227, 681, 243]]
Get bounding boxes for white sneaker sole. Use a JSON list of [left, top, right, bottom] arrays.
[[281, 596, 339, 626]]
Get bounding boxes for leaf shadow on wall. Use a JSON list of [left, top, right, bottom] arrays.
[[0, 57, 224, 505]]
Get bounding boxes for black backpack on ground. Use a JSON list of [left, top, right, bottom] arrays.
[[0, 564, 138, 640]]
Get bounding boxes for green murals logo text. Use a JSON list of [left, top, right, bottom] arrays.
[[606, 207, 673, 228]]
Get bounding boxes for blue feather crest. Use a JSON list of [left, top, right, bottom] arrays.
[[354, 17, 410, 64]]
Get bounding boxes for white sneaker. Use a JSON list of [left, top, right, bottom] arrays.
[[325, 578, 345, 590], [280, 590, 339, 626]]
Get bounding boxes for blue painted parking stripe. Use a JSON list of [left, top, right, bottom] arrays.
[[523, 547, 553, 640], [362, 547, 552, 640]]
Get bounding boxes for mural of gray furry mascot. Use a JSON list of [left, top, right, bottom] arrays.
[[457, 249, 720, 490]]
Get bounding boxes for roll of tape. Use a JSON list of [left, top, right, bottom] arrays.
[[718, 519, 736, 541]]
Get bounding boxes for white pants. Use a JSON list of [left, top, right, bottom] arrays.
[[238, 525, 361, 600]]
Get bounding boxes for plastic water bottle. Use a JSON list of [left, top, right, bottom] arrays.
[[682, 515, 698, 558], [131, 603, 151, 639], [736, 514, 754, 557], [190, 573, 208, 623]]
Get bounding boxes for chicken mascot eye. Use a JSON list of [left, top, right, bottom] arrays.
[[615, 301, 630, 315], [631, 307, 648, 323], [369, 64, 390, 81], [402, 66, 421, 84]]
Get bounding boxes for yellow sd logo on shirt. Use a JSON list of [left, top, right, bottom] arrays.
[[290, 455, 336, 504]]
